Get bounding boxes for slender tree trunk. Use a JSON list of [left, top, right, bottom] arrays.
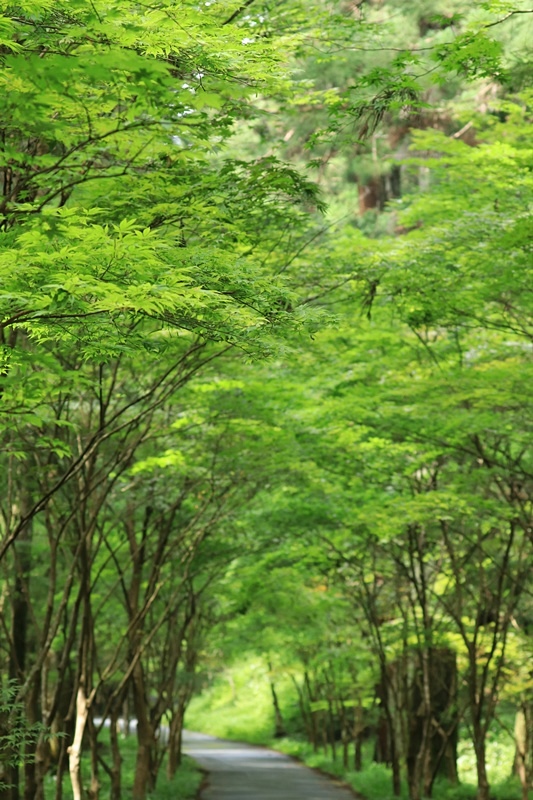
[[4, 503, 34, 800], [167, 702, 186, 779], [374, 670, 391, 765], [267, 661, 286, 739], [327, 696, 337, 762], [373, 662, 402, 796], [109, 704, 123, 800], [391, 727, 402, 797], [54, 731, 68, 800], [472, 723, 490, 800], [407, 650, 435, 800], [0, 704, 16, 800], [337, 701, 349, 769], [23, 672, 41, 800], [131, 662, 155, 800], [406, 664, 424, 800], [290, 676, 313, 746], [320, 709, 329, 756], [514, 701, 533, 800], [123, 693, 131, 737], [304, 671, 319, 753], [353, 700, 363, 772], [355, 735, 363, 772], [68, 686, 89, 800], [132, 738, 153, 800], [86, 714, 100, 800]]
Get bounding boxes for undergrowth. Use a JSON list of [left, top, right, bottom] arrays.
[[42, 733, 202, 800]]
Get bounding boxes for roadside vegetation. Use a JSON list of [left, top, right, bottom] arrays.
[[42, 741, 203, 800]]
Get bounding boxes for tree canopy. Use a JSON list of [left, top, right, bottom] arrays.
[[0, 2, 532, 800]]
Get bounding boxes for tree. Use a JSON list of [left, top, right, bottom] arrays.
[[190, 95, 532, 800], [0, 3, 325, 798], [2, 3, 532, 800]]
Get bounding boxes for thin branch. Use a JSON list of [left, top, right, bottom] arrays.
[[223, 0, 256, 26], [484, 9, 533, 28]]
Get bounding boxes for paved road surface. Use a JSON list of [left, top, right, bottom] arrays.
[[183, 731, 356, 800]]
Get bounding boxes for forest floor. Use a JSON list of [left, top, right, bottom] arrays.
[[183, 731, 357, 800]]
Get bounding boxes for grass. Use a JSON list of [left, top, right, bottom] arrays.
[[148, 756, 204, 800], [187, 656, 279, 744], [271, 737, 527, 800], [43, 732, 203, 800]]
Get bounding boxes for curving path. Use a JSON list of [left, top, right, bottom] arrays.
[[183, 731, 357, 800]]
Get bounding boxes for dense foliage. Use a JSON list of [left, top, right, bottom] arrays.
[[0, 2, 531, 800]]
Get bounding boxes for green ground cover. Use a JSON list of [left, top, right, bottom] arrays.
[[42, 734, 203, 800]]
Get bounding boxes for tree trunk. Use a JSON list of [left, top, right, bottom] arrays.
[[0, 702, 16, 800], [68, 686, 89, 800], [374, 670, 391, 765], [167, 703, 185, 779], [338, 701, 349, 769], [131, 662, 155, 800], [514, 701, 533, 800], [54, 730, 68, 800], [373, 664, 401, 795], [267, 662, 286, 739], [354, 735, 363, 772], [327, 696, 337, 762], [320, 709, 329, 756], [358, 176, 386, 214], [109, 705, 123, 800], [353, 700, 363, 772], [4, 506, 34, 800], [132, 741, 153, 800], [407, 648, 458, 799], [304, 671, 319, 753], [473, 728, 490, 800], [86, 714, 100, 800], [122, 693, 131, 737], [23, 672, 41, 800], [290, 676, 313, 747], [408, 653, 433, 800], [391, 733, 402, 797], [428, 649, 458, 789]]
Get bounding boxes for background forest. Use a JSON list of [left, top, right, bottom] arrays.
[[0, 2, 531, 800]]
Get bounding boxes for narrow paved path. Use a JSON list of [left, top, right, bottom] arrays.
[[183, 731, 356, 800]]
